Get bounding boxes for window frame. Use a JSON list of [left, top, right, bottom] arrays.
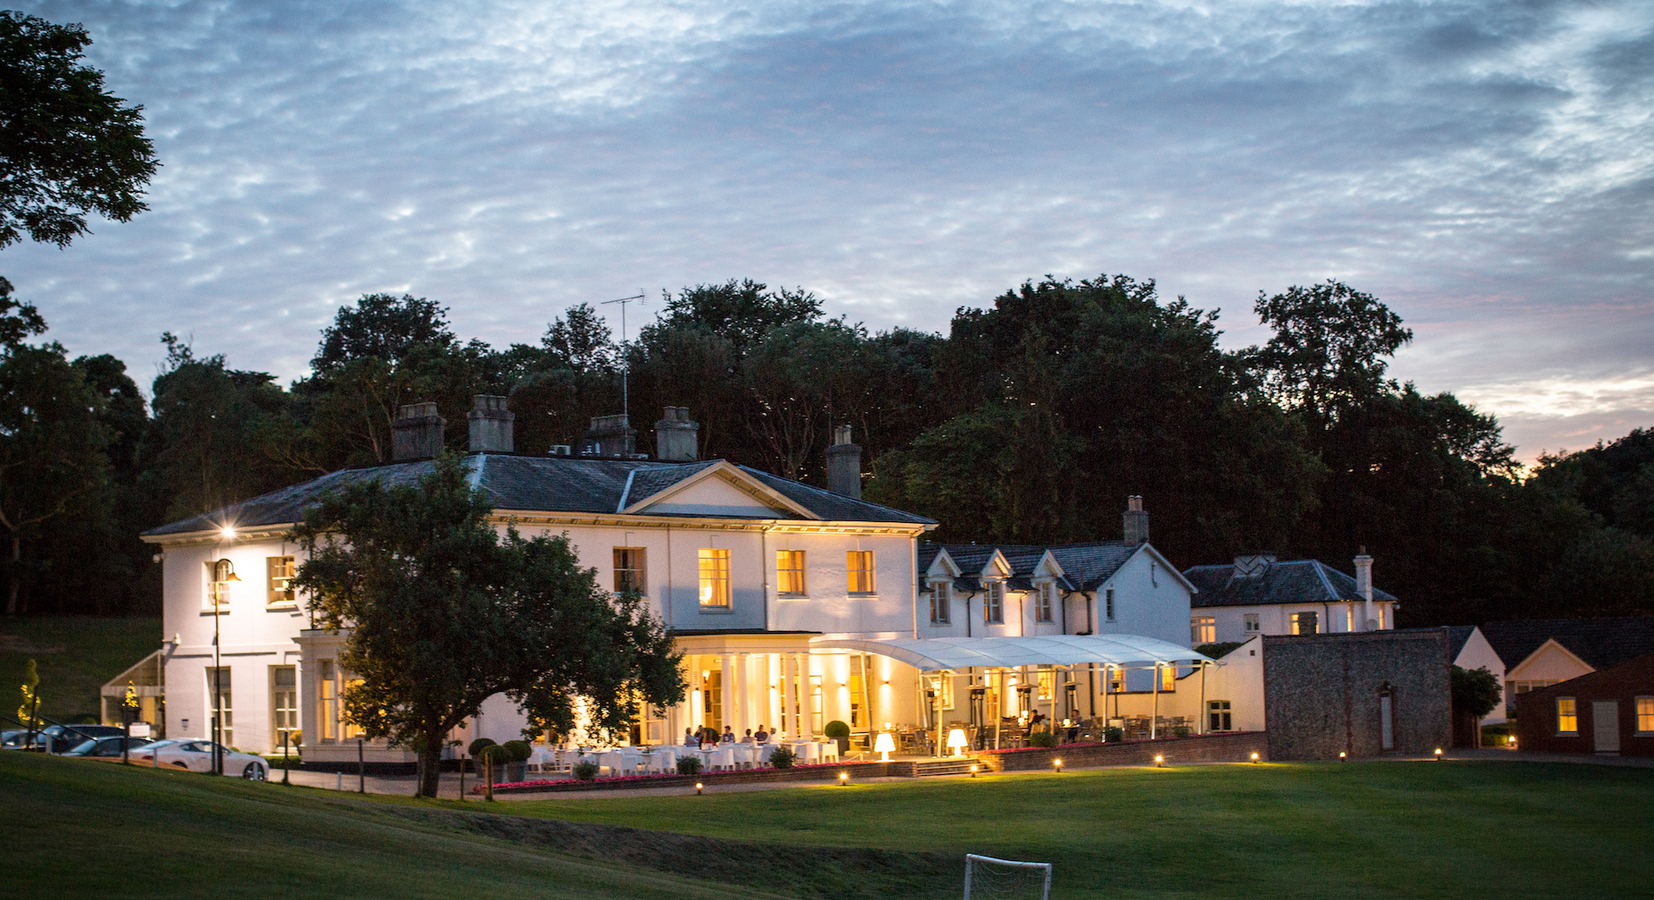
[[613, 547, 647, 595], [1191, 616, 1216, 644], [1159, 664, 1176, 692], [1244, 613, 1260, 634], [1208, 699, 1232, 732], [1291, 611, 1319, 635], [846, 550, 876, 595], [1556, 696, 1578, 736], [1035, 581, 1056, 623], [1104, 588, 1115, 622], [928, 581, 951, 625], [271, 665, 297, 751], [319, 660, 338, 742], [983, 581, 1005, 624], [698, 548, 732, 609], [267, 556, 297, 608], [205, 560, 233, 613], [1637, 696, 1654, 735], [776, 549, 807, 597]]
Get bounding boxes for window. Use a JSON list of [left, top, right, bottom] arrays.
[[983, 581, 1004, 624], [267, 556, 296, 606], [271, 667, 297, 751], [1159, 664, 1176, 692], [343, 678, 364, 739], [1037, 670, 1054, 701], [1556, 697, 1577, 735], [1035, 582, 1056, 622], [928, 582, 951, 624], [776, 550, 806, 595], [206, 559, 234, 611], [1291, 611, 1318, 635], [319, 660, 337, 741], [1208, 700, 1232, 732], [937, 675, 955, 710], [208, 667, 232, 747], [847, 551, 875, 594], [1104, 588, 1115, 621], [1638, 697, 1654, 735], [613, 547, 646, 594], [1191, 616, 1216, 644], [1244, 613, 1260, 634], [698, 549, 731, 608]]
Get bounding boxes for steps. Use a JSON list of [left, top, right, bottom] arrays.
[[910, 758, 980, 777]]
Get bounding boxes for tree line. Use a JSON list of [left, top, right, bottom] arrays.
[[3, 275, 1650, 625]]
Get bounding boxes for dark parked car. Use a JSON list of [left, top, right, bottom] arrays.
[[39, 724, 126, 753], [62, 736, 155, 759]]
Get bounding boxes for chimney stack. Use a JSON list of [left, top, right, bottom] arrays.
[[654, 406, 699, 461], [826, 424, 862, 499], [467, 395, 514, 453], [1122, 495, 1149, 546], [392, 402, 445, 461], [1354, 548, 1375, 631], [584, 414, 636, 457]]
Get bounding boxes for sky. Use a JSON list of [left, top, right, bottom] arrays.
[[6, 0, 1652, 463]]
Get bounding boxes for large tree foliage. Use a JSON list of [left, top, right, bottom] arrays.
[[292, 453, 683, 797], [0, 12, 158, 249], [1252, 280, 1412, 430]]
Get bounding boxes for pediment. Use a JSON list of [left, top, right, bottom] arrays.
[[622, 462, 817, 519]]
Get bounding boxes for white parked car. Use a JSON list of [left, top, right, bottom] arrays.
[[134, 738, 268, 780]]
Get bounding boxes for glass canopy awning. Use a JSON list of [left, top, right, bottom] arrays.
[[809, 634, 1211, 672]]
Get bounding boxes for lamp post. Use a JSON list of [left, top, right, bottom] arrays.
[[212, 526, 240, 777]]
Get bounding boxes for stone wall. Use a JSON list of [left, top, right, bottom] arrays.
[[975, 732, 1268, 771], [1263, 629, 1451, 760]]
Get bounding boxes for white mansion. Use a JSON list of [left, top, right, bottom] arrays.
[[139, 398, 1209, 767]]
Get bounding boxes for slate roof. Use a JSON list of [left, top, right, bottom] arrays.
[[917, 542, 1141, 593], [1478, 616, 1654, 672], [1444, 625, 1479, 658], [144, 453, 933, 538], [1182, 559, 1398, 609]]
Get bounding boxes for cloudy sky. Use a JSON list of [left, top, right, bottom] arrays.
[[6, 0, 1651, 462]]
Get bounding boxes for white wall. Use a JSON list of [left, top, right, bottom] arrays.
[[1202, 637, 1266, 732], [1096, 549, 1191, 691], [1452, 628, 1508, 725]]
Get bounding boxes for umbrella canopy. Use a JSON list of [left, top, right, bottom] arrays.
[[810, 634, 1210, 672]]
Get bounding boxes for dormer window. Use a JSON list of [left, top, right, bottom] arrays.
[[1035, 582, 1057, 622], [983, 581, 1005, 624], [928, 582, 952, 625]]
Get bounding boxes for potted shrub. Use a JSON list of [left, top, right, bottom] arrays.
[[825, 720, 851, 756], [676, 756, 703, 776], [572, 760, 600, 781], [1027, 730, 1057, 748], [1103, 725, 1123, 743], [768, 745, 797, 769], [501, 739, 532, 782]]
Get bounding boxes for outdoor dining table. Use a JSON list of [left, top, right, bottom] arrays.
[[786, 740, 820, 763], [636, 746, 676, 773], [696, 745, 735, 770]]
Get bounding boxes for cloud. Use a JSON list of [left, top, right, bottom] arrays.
[[4, 0, 1650, 459]]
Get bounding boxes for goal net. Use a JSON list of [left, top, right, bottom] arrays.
[[963, 853, 1052, 900]]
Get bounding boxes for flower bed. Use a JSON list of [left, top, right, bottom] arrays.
[[476, 760, 890, 794]]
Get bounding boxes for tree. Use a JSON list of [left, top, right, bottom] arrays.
[[1252, 280, 1412, 430], [657, 279, 822, 354], [1450, 665, 1502, 721], [0, 12, 158, 249], [542, 302, 617, 374], [292, 453, 684, 798], [310, 293, 456, 374]]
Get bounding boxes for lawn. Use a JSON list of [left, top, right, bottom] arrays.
[[0, 616, 162, 722], [3, 751, 1650, 900]]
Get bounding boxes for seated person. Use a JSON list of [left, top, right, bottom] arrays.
[[754, 725, 770, 743], [741, 729, 755, 744], [721, 725, 736, 743], [1028, 710, 1047, 729], [684, 727, 698, 747], [699, 726, 720, 748]]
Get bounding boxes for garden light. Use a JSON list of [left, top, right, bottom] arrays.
[[1053, 758, 1063, 773], [1251, 752, 1259, 764], [1339, 751, 1347, 760], [839, 771, 849, 786], [1154, 754, 1164, 767], [947, 728, 968, 757], [1434, 748, 1443, 761], [695, 782, 703, 795], [970, 764, 979, 778], [875, 732, 895, 762]]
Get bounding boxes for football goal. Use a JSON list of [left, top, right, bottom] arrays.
[[963, 853, 1052, 900]]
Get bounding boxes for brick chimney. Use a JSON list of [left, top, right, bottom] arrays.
[[467, 395, 514, 453], [392, 402, 445, 461], [1122, 495, 1149, 546], [654, 406, 699, 461], [1354, 548, 1375, 631], [826, 424, 862, 499], [584, 414, 636, 457]]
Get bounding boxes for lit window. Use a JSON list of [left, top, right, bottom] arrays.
[[776, 550, 806, 595], [1035, 582, 1056, 622], [1037, 670, 1053, 700], [319, 661, 337, 741], [698, 549, 731, 608], [267, 556, 296, 606], [1556, 697, 1577, 735], [1638, 697, 1654, 735], [1104, 588, 1116, 621], [1208, 700, 1232, 732], [929, 582, 951, 624], [983, 582, 1004, 624], [613, 547, 646, 594], [1291, 611, 1318, 635], [1191, 616, 1216, 644], [342, 678, 364, 739], [1244, 613, 1260, 634], [847, 551, 875, 594], [1159, 664, 1176, 692], [206, 560, 235, 611]]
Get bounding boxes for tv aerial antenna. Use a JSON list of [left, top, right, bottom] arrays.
[[602, 291, 646, 420]]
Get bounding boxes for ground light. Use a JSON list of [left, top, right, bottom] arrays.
[[1250, 752, 1259, 764], [695, 782, 703, 795], [970, 764, 979, 778], [1435, 748, 1443, 761], [1339, 751, 1347, 761], [1053, 758, 1063, 773], [839, 771, 849, 786], [1154, 754, 1164, 768]]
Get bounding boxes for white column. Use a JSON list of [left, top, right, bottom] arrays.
[[720, 654, 735, 733], [735, 652, 751, 736]]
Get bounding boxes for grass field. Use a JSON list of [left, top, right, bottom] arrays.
[[4, 750, 1650, 899], [0, 616, 162, 722]]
